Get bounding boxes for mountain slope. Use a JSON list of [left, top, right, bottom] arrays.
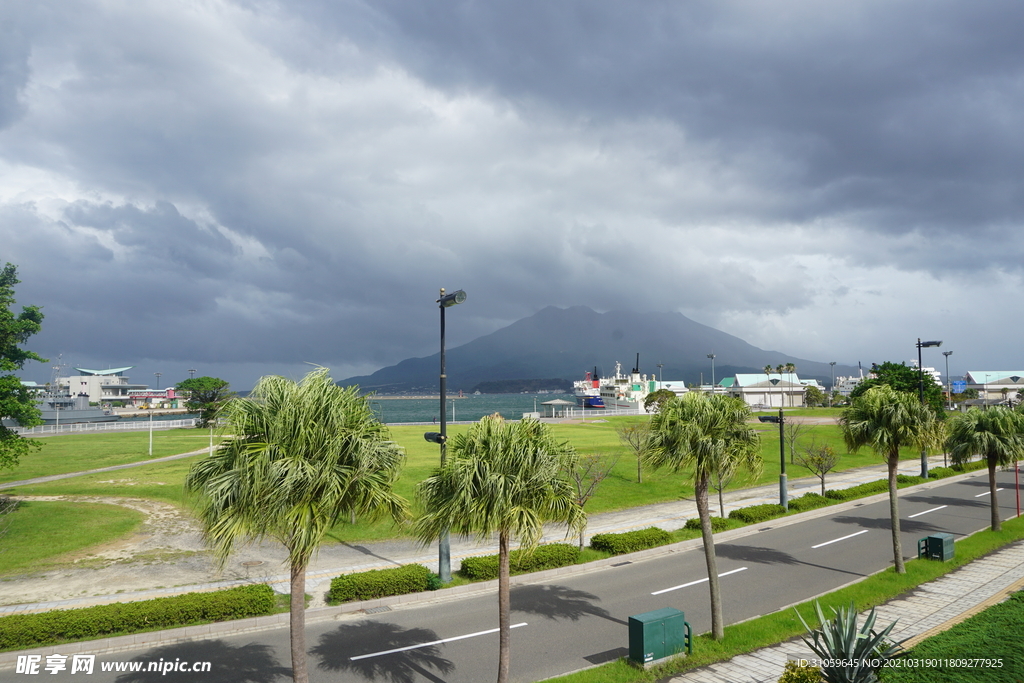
[[339, 306, 858, 393]]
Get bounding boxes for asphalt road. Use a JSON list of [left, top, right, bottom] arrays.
[[7, 469, 1019, 683]]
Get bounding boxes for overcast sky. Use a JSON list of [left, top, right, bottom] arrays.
[[3, 0, 1022, 390]]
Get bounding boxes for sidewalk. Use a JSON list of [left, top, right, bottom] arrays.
[[666, 540, 1024, 683]]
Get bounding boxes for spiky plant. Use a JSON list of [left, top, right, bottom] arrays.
[[797, 601, 903, 683]]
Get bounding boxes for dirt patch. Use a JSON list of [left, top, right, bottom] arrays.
[[0, 496, 293, 608]]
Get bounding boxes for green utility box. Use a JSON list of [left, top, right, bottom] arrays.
[[628, 607, 692, 668], [918, 533, 955, 561]]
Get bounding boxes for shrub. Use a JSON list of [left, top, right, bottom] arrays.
[[788, 492, 831, 512], [951, 459, 987, 473], [459, 544, 581, 581], [589, 527, 672, 555], [327, 564, 433, 604], [896, 474, 924, 485], [778, 660, 823, 683], [926, 466, 956, 479], [0, 584, 275, 651], [684, 516, 729, 532], [729, 503, 787, 524], [825, 479, 889, 500]]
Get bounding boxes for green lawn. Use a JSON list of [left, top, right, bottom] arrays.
[[0, 501, 145, 576], [2, 416, 938, 548], [0, 429, 224, 485]]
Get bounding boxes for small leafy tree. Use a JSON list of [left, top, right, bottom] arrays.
[[804, 385, 825, 407], [795, 440, 841, 495], [643, 388, 675, 412], [784, 421, 812, 465], [176, 376, 233, 428], [0, 263, 47, 471], [616, 421, 651, 483], [564, 453, 619, 549]]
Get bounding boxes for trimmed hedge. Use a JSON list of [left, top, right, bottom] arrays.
[[787, 492, 831, 512], [0, 584, 275, 651], [327, 564, 435, 604], [460, 543, 580, 580], [589, 527, 671, 555], [729, 503, 787, 524], [825, 479, 889, 500], [684, 516, 730, 532]]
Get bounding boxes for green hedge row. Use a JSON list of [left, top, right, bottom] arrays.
[[787, 492, 831, 512], [684, 516, 730, 532], [459, 544, 580, 580], [327, 564, 436, 604], [589, 527, 671, 555], [825, 479, 889, 500], [0, 584, 275, 652], [729, 503, 787, 524]]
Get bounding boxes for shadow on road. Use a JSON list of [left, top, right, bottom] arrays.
[[313, 620, 454, 683], [512, 584, 627, 626], [715, 544, 867, 578], [902, 494, 987, 509], [831, 515, 940, 534], [113, 641, 290, 683]]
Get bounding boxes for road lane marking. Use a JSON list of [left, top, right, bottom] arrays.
[[908, 505, 948, 518], [975, 488, 1004, 497], [350, 622, 528, 660], [811, 529, 869, 549], [651, 567, 748, 595]]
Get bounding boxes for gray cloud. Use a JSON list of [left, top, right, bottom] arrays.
[[1, 0, 1023, 389]]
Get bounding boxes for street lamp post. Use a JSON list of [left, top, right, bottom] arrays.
[[707, 354, 716, 395], [424, 288, 466, 584], [758, 411, 787, 510], [188, 368, 196, 380], [657, 363, 663, 383], [829, 362, 836, 407], [917, 338, 943, 478], [942, 351, 953, 409], [154, 372, 162, 390]]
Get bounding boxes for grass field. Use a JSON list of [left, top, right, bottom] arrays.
[[0, 500, 145, 575], [0, 429, 224, 485], [0, 414, 935, 552]]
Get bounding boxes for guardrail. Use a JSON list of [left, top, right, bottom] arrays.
[[12, 418, 199, 436]]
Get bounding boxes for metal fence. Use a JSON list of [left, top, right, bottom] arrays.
[[12, 418, 199, 436]]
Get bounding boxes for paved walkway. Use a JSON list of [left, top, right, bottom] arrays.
[[666, 540, 1024, 683]]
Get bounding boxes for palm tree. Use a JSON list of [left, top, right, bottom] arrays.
[[644, 393, 762, 640], [414, 415, 586, 683], [185, 369, 407, 683], [838, 385, 934, 574], [785, 363, 797, 407], [946, 408, 1024, 531], [776, 364, 786, 407], [763, 365, 774, 408]]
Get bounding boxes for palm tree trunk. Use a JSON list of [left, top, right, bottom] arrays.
[[497, 531, 511, 683], [290, 561, 309, 683], [887, 455, 905, 574], [695, 474, 724, 639], [988, 458, 1001, 531]]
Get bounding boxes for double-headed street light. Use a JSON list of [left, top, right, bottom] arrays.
[[917, 338, 943, 478], [424, 287, 466, 584], [829, 361, 836, 407], [942, 351, 953, 408]]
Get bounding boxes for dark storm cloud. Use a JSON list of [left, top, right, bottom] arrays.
[[3, 0, 1024, 388]]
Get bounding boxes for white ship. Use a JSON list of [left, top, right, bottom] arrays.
[[598, 356, 687, 412]]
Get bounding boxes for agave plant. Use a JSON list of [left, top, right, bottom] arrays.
[[797, 601, 903, 683]]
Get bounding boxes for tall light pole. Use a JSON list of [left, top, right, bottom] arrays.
[[424, 288, 466, 584], [707, 354, 716, 395], [942, 351, 953, 409], [154, 372, 162, 390], [657, 362, 664, 383], [917, 338, 943, 478], [829, 362, 836, 407], [188, 368, 196, 380], [759, 412, 787, 510]]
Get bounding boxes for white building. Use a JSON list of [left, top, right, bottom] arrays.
[[964, 371, 1024, 401], [726, 373, 807, 408], [58, 367, 147, 404]]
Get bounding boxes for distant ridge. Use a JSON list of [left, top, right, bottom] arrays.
[[338, 306, 858, 394]]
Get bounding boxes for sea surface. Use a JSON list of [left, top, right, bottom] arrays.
[[367, 393, 583, 424]]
